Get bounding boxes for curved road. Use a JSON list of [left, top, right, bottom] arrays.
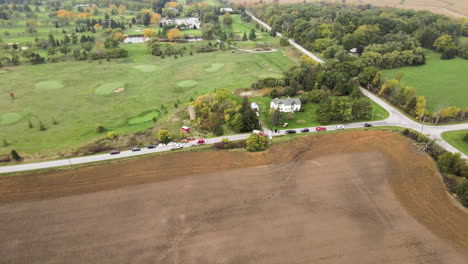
[[0, 15, 466, 174]]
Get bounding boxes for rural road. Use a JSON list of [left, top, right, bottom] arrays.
[[0, 15, 466, 174]]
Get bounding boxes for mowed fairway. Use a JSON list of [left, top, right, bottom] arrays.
[[1, 131, 468, 263], [0, 45, 295, 156], [381, 49, 468, 111]]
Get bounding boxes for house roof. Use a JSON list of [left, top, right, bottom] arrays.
[[220, 7, 233, 12], [271, 97, 301, 106], [251, 102, 259, 108]]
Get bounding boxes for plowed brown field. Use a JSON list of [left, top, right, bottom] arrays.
[[1, 131, 468, 264]]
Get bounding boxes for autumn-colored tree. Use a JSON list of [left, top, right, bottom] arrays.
[[167, 28, 181, 41], [144, 29, 156, 38], [26, 20, 42, 28], [166, 1, 179, 8], [109, 4, 117, 10], [118, 4, 126, 15], [433, 34, 455, 52], [151, 13, 161, 24], [57, 9, 74, 19], [415, 96, 427, 119], [441, 106, 460, 120], [141, 9, 152, 14], [94, 23, 101, 31], [77, 12, 92, 18], [114, 32, 125, 42]]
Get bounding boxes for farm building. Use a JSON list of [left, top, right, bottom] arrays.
[[270, 97, 301, 112]]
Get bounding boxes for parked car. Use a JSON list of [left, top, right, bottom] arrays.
[[168, 142, 176, 146], [315, 127, 327, 132], [197, 138, 206, 144], [252, 130, 266, 136], [335, 125, 345, 130], [158, 143, 166, 147], [285, 130, 297, 134], [147, 144, 156, 149], [364, 123, 373, 127], [171, 144, 184, 150], [301, 128, 310, 133], [131, 147, 141, 152], [110, 150, 120, 155]]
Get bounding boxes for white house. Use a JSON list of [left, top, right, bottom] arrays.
[[250, 102, 259, 112], [220, 7, 233, 13], [270, 97, 301, 112]]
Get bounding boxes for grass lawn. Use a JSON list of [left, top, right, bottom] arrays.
[[0, 44, 295, 156], [253, 96, 389, 129], [381, 49, 468, 111], [441, 130, 468, 155]]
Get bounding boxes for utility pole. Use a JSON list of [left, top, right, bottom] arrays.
[[371, 108, 374, 124]]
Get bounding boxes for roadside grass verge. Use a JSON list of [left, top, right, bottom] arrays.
[[442, 130, 468, 155]]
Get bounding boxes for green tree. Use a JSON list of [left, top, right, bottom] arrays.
[[11, 149, 21, 161], [39, 121, 46, 131], [246, 133, 269, 152], [242, 31, 247, 41], [223, 13, 232, 26], [437, 152, 462, 174], [248, 29, 256, 41], [158, 130, 171, 144], [464, 132, 468, 142], [433, 34, 455, 52], [271, 109, 281, 127], [28, 120, 33, 128]]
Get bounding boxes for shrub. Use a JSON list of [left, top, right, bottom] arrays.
[[107, 131, 117, 140], [402, 128, 409, 135], [464, 133, 468, 142], [96, 125, 106, 133], [157, 130, 171, 144], [212, 123, 224, 136], [461, 192, 468, 207], [0, 155, 11, 163], [2, 139, 8, 147], [39, 121, 46, 131], [10, 149, 21, 161], [246, 134, 269, 152]]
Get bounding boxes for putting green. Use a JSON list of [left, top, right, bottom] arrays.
[[95, 82, 125, 95], [176, 80, 198, 88], [127, 110, 160, 125], [0, 112, 23, 126], [133, 65, 157, 72], [35, 81, 64, 90], [258, 73, 283, 79], [204, 63, 224, 73]]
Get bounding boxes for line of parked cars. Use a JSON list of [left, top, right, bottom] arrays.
[[285, 125, 347, 134], [109, 138, 206, 155]]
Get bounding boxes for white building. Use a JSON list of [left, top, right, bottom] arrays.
[[250, 102, 259, 112], [160, 17, 200, 29], [270, 97, 301, 112], [220, 7, 233, 13]]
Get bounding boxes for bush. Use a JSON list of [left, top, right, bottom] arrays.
[[39, 121, 46, 131], [0, 155, 11, 163], [464, 133, 468, 142], [402, 128, 409, 135], [212, 124, 224, 136], [107, 131, 117, 140], [246, 134, 269, 152], [10, 149, 21, 161], [96, 125, 106, 133], [80, 143, 112, 155], [213, 139, 246, 150]]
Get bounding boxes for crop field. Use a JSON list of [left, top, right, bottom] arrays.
[[442, 130, 468, 155], [0, 44, 296, 157], [1, 131, 468, 263], [234, 0, 468, 17], [381, 49, 468, 111]]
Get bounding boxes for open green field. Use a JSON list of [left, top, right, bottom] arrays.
[[442, 130, 468, 155], [254, 96, 389, 129], [381, 49, 468, 111], [0, 44, 296, 156]]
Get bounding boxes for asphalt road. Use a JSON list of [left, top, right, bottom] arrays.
[[0, 15, 466, 174]]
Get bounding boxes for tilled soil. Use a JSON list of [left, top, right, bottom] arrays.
[[0, 131, 467, 264]]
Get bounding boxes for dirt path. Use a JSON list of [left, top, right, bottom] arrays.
[[0, 131, 467, 263]]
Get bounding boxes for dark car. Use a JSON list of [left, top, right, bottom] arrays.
[[147, 144, 156, 149], [301, 128, 310, 133], [131, 147, 141, 152], [110, 150, 120, 155], [285, 130, 297, 134], [364, 123, 373, 127]]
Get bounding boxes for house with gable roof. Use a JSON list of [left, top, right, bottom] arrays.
[[270, 97, 301, 112]]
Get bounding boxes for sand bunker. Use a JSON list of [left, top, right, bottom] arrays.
[[133, 65, 157, 73], [176, 80, 198, 88], [95, 82, 124, 95], [35, 81, 64, 91], [114, 88, 125, 93]]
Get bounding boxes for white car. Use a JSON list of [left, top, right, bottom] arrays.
[[167, 142, 176, 146], [335, 125, 344, 130], [158, 143, 166, 147]]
